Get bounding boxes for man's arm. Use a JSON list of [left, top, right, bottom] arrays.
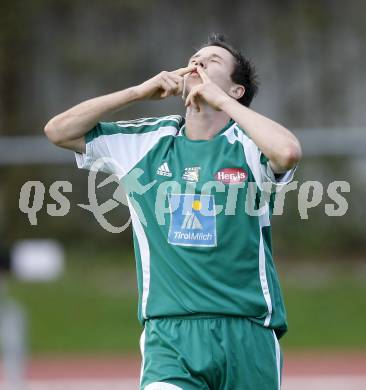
[[220, 99, 301, 173], [186, 67, 302, 173], [44, 66, 196, 153], [44, 88, 141, 153]]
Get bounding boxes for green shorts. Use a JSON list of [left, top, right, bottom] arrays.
[[139, 315, 283, 390]]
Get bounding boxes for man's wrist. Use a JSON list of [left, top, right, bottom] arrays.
[[218, 95, 236, 112], [129, 85, 145, 101]]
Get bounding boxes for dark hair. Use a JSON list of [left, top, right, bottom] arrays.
[[199, 33, 259, 107]]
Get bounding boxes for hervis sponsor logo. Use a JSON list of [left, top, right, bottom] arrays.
[[215, 168, 248, 184]]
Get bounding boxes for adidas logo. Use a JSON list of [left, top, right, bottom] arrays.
[[156, 162, 172, 177], [181, 212, 203, 230]]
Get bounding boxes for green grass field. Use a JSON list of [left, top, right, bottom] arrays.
[[5, 248, 366, 354]]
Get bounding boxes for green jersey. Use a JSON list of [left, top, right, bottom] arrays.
[[75, 115, 297, 339]]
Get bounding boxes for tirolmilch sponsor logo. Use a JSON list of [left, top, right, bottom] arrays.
[[215, 168, 248, 184]]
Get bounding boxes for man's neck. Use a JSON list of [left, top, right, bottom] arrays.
[[184, 104, 231, 140]]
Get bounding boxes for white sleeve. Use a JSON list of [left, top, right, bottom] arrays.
[[74, 118, 180, 177], [74, 124, 132, 177], [241, 135, 297, 191], [259, 151, 298, 187], [75, 130, 114, 173]]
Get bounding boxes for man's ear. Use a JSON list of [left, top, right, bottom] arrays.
[[229, 84, 245, 101]]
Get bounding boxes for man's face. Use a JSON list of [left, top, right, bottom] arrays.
[[185, 45, 236, 94]]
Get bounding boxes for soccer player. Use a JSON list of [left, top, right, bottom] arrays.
[[45, 34, 302, 390]]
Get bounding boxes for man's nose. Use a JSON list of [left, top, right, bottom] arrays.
[[193, 58, 206, 68]]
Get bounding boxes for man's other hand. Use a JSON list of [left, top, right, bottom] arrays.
[[185, 66, 232, 112], [136, 66, 196, 100]]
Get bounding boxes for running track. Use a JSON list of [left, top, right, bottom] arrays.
[[1, 352, 366, 389]]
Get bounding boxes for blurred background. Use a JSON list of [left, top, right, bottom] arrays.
[[0, 0, 365, 389]]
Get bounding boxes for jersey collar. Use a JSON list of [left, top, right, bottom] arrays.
[[179, 118, 235, 141]]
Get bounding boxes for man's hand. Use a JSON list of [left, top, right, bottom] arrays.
[[185, 67, 232, 112], [136, 66, 197, 100]]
